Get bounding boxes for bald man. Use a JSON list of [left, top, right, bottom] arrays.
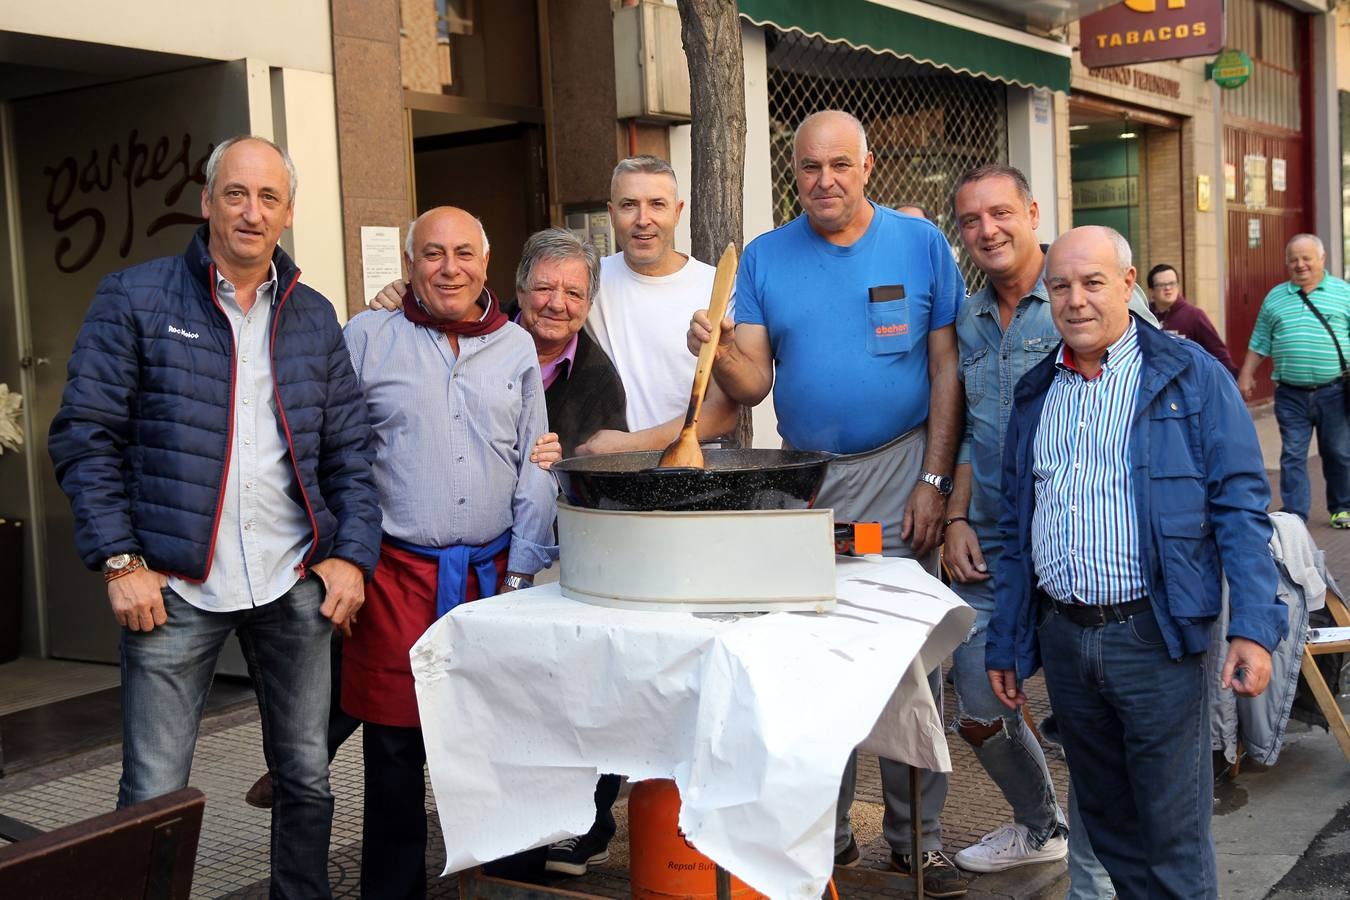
[[689, 109, 967, 896], [342, 206, 557, 899], [989, 226, 1284, 898]]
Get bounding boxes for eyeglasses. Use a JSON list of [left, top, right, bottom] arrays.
[[1152, 280, 1179, 290]]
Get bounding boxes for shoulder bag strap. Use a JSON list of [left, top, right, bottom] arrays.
[[1297, 288, 1350, 376]]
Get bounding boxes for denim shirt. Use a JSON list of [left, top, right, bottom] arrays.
[[956, 280, 1061, 540]]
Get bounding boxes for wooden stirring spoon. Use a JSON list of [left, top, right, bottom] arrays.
[[658, 242, 739, 469]]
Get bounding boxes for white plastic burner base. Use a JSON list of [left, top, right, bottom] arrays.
[[557, 502, 837, 612]]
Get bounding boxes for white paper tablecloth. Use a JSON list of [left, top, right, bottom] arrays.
[[411, 555, 973, 899]]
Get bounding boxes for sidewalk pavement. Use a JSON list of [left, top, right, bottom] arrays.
[[1, 403, 1347, 899]]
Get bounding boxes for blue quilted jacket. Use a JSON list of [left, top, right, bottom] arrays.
[[49, 226, 382, 581]]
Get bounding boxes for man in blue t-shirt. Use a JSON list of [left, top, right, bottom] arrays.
[[689, 109, 966, 897]]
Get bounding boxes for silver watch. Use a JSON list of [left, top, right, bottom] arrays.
[[501, 573, 534, 591]]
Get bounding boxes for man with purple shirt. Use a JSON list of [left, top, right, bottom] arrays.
[[517, 229, 628, 456], [1147, 264, 1239, 376]]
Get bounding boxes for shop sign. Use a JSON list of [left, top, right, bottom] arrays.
[[1207, 48, 1253, 89], [1081, 0, 1224, 68]]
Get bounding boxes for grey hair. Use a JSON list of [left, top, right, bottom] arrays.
[[404, 208, 491, 259], [792, 110, 869, 163], [1286, 233, 1326, 258], [515, 227, 601, 304], [1100, 226, 1133, 273], [205, 135, 298, 202], [610, 155, 679, 197], [951, 164, 1034, 216]]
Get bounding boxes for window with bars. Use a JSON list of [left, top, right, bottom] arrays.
[[763, 26, 1008, 288]]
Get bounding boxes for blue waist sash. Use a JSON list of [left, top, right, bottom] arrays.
[[384, 529, 512, 617]]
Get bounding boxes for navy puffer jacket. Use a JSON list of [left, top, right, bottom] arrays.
[[49, 226, 382, 581]]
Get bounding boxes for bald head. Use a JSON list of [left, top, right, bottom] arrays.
[[405, 206, 491, 322], [793, 110, 874, 239], [1285, 234, 1326, 288], [1045, 226, 1137, 376]]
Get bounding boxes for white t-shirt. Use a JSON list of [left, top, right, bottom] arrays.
[[587, 253, 722, 431]]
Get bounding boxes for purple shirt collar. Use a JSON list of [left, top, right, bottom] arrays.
[[514, 311, 579, 389]]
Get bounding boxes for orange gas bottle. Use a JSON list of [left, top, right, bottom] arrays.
[[628, 778, 766, 900]]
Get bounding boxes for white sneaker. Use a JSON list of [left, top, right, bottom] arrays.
[[953, 823, 1068, 873]]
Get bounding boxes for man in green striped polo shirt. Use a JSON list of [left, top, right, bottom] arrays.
[[1237, 234, 1350, 527]]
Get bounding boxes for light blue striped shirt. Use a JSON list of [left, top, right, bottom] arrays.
[[169, 264, 312, 612], [1031, 321, 1147, 605], [343, 306, 557, 575]]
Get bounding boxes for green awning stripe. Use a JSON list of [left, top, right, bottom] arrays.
[[738, 0, 1071, 94]]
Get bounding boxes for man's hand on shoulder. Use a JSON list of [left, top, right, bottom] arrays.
[[108, 566, 169, 632], [530, 433, 562, 470], [902, 482, 946, 557], [1221, 636, 1273, 697], [943, 520, 989, 582], [312, 557, 365, 637], [368, 280, 407, 312]]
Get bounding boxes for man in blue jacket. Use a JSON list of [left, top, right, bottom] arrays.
[[48, 135, 382, 899], [986, 225, 1286, 899]]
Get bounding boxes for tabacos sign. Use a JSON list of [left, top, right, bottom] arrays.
[[1080, 0, 1225, 69]]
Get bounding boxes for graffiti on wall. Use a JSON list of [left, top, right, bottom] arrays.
[[42, 130, 213, 273]]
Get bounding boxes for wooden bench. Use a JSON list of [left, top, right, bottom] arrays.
[[0, 787, 205, 899], [1303, 591, 1350, 764]]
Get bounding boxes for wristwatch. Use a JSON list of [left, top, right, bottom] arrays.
[[103, 553, 146, 583], [103, 553, 143, 575], [501, 573, 534, 591], [918, 471, 953, 496]]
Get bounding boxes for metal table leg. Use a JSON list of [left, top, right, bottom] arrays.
[[715, 864, 733, 900], [911, 765, 923, 900]]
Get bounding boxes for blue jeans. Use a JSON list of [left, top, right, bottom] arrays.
[[1273, 381, 1350, 519], [951, 572, 1064, 847], [1037, 601, 1215, 899], [120, 577, 334, 899]]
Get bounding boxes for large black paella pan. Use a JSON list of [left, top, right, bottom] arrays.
[[552, 449, 832, 512]]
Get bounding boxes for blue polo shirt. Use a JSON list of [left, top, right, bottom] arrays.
[[736, 203, 964, 454]]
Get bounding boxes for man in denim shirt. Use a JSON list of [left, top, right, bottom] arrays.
[[945, 166, 1160, 896]]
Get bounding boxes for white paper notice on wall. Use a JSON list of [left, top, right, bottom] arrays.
[[1248, 217, 1262, 249], [361, 226, 404, 305], [1272, 158, 1287, 193], [1033, 88, 1051, 125]]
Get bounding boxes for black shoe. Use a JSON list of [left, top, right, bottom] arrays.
[[245, 772, 273, 809], [544, 833, 611, 876], [834, 835, 860, 868], [890, 850, 969, 898]]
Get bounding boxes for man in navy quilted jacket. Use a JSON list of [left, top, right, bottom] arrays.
[[48, 135, 382, 900]]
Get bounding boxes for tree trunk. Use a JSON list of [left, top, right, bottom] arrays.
[[675, 0, 752, 446], [675, 0, 745, 264]]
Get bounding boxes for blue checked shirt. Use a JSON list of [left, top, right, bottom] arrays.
[[343, 306, 557, 576], [1031, 320, 1148, 605]]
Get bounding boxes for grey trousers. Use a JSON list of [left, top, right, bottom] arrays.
[[811, 427, 947, 855]]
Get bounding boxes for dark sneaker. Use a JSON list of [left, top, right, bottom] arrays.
[[544, 833, 610, 876], [890, 849, 969, 898], [245, 772, 273, 809], [834, 835, 860, 868]]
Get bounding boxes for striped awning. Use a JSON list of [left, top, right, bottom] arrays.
[[738, 0, 1073, 93]]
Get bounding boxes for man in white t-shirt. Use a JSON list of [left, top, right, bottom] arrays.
[[574, 155, 738, 451]]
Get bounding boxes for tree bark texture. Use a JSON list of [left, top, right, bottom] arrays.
[[676, 0, 746, 265], [676, 0, 753, 447]]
